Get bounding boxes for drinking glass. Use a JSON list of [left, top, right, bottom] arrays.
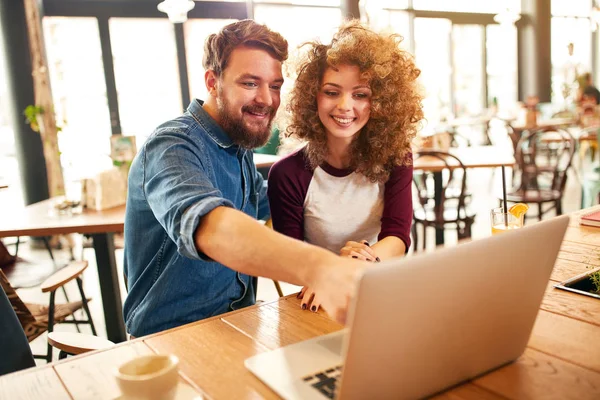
[[490, 207, 523, 234]]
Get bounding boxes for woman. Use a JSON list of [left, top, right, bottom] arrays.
[[268, 21, 423, 311]]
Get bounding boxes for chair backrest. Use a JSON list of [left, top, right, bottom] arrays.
[[515, 128, 576, 193], [0, 271, 35, 375], [413, 150, 469, 222]]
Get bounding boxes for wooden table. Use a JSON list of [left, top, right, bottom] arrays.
[[414, 145, 516, 244], [2, 208, 599, 399], [0, 199, 127, 342]]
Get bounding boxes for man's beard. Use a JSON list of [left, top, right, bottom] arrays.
[[217, 96, 275, 150]]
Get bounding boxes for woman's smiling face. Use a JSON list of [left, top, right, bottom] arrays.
[[317, 64, 372, 142]]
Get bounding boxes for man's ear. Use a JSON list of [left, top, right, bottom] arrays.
[[205, 70, 219, 98]]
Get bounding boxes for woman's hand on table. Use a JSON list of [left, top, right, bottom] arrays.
[[297, 286, 322, 313], [339, 240, 380, 262]]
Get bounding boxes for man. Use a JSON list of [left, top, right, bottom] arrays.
[[123, 20, 365, 337]]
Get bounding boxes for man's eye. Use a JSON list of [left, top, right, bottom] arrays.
[[270, 85, 282, 91], [242, 82, 257, 87]]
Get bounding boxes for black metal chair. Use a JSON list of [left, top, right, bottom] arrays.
[[503, 128, 576, 220], [412, 151, 476, 252]]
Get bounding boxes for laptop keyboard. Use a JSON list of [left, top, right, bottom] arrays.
[[302, 365, 343, 399]]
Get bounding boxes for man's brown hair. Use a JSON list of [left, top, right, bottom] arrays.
[[203, 19, 288, 76]]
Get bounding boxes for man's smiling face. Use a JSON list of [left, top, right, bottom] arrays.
[[214, 46, 284, 149]]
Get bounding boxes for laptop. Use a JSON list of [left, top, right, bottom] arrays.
[[245, 215, 569, 400]]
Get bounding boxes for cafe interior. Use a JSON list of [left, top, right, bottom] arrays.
[[1, 0, 600, 398]]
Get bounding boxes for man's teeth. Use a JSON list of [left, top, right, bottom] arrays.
[[332, 116, 353, 124]]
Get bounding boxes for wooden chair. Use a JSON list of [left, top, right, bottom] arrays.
[[504, 128, 576, 220], [0, 261, 107, 362], [412, 151, 476, 251]]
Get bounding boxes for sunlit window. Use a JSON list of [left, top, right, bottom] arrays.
[[0, 34, 18, 187], [42, 17, 112, 181], [253, 0, 340, 5], [552, 0, 592, 17], [254, 4, 341, 53], [109, 18, 183, 147], [452, 25, 484, 116], [551, 17, 593, 105], [412, 0, 520, 14], [358, 0, 410, 10], [184, 19, 238, 102], [486, 24, 518, 111], [414, 18, 452, 125], [360, 8, 411, 49]]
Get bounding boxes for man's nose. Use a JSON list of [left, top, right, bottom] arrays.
[[255, 84, 273, 107]]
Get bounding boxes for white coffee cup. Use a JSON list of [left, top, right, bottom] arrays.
[[115, 354, 180, 400]]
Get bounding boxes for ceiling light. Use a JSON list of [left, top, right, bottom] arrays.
[[157, 0, 195, 24], [493, 8, 521, 26]]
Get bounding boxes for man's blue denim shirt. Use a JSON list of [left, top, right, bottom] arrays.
[[123, 100, 270, 337]]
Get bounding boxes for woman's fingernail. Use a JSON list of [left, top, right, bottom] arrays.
[[376, 257, 381, 262], [352, 256, 358, 259], [363, 241, 371, 247], [311, 306, 317, 312], [302, 304, 307, 310]]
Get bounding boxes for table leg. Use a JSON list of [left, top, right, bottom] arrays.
[[434, 171, 444, 245], [91, 232, 126, 342]]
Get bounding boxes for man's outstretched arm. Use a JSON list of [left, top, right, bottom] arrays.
[[195, 206, 365, 323]]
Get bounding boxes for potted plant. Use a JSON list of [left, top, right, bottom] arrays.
[[23, 104, 65, 198]]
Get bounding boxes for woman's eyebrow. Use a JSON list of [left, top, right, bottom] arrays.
[[322, 82, 370, 90]]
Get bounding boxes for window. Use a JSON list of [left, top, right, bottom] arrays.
[[552, 0, 592, 17], [253, 0, 340, 5], [412, 0, 520, 14], [414, 18, 452, 124], [551, 17, 593, 104], [184, 18, 238, 101], [109, 18, 183, 147], [0, 34, 18, 187], [486, 24, 517, 111], [253, 4, 341, 52], [42, 17, 113, 182]]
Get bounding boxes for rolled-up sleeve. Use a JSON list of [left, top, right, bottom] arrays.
[[142, 129, 233, 260]]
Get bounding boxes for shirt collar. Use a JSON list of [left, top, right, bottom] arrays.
[[187, 99, 235, 149]]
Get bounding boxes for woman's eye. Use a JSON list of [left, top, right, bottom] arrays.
[[324, 91, 338, 96], [354, 93, 369, 99]]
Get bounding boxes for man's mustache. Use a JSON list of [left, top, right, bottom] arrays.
[[242, 104, 275, 116]]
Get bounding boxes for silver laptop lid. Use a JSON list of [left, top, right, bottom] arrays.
[[338, 215, 569, 400]]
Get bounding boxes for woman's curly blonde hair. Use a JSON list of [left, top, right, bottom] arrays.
[[286, 20, 423, 183]]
